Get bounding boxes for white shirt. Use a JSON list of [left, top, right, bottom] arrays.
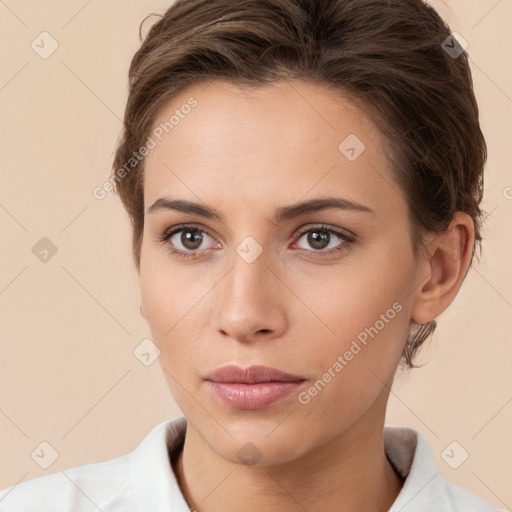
[[0, 416, 502, 511]]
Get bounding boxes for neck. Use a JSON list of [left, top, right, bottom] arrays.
[[173, 402, 404, 512]]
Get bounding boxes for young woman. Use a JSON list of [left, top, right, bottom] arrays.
[[0, 0, 502, 510]]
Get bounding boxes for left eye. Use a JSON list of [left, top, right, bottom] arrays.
[[294, 226, 352, 252]]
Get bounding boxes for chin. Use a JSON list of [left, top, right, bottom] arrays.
[[215, 435, 305, 468], [192, 413, 316, 467]]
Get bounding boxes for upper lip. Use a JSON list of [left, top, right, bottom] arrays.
[[204, 365, 305, 384]]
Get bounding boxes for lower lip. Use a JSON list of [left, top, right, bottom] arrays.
[[206, 381, 305, 409]]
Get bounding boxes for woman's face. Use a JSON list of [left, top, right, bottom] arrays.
[[139, 79, 425, 465]]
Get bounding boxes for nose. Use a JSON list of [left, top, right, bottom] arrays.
[[213, 249, 288, 344]]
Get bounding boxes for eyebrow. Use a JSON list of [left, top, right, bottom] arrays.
[[148, 196, 375, 223]]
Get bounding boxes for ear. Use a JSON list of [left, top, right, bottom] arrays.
[[411, 212, 475, 325]]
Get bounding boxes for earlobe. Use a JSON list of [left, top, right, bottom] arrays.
[[410, 212, 474, 325]]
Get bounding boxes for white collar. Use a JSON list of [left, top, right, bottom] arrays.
[[128, 416, 497, 511]]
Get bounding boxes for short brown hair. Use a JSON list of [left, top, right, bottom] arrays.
[[111, 0, 487, 369]]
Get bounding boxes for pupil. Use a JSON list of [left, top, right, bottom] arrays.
[[309, 231, 329, 250], [182, 229, 202, 250]]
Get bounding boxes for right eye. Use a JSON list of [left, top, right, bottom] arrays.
[[157, 224, 219, 259]]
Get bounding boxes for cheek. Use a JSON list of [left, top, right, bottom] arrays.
[[139, 256, 210, 369], [292, 279, 409, 431], [140, 269, 169, 332], [297, 255, 409, 336], [289, 248, 413, 383], [139, 244, 194, 331]]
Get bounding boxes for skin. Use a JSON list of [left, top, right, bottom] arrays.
[[138, 79, 474, 512]]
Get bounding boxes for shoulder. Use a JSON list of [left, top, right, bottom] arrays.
[[0, 452, 134, 512], [0, 417, 185, 512], [384, 425, 503, 512], [438, 477, 504, 512]]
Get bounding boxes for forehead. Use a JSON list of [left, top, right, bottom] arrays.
[[142, 79, 404, 217]]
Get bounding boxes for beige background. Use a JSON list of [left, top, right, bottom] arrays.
[[0, 0, 510, 508]]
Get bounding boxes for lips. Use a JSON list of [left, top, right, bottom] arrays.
[[204, 365, 305, 384], [204, 365, 306, 410]]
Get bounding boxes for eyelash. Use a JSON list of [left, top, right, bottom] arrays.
[[156, 223, 355, 261]]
